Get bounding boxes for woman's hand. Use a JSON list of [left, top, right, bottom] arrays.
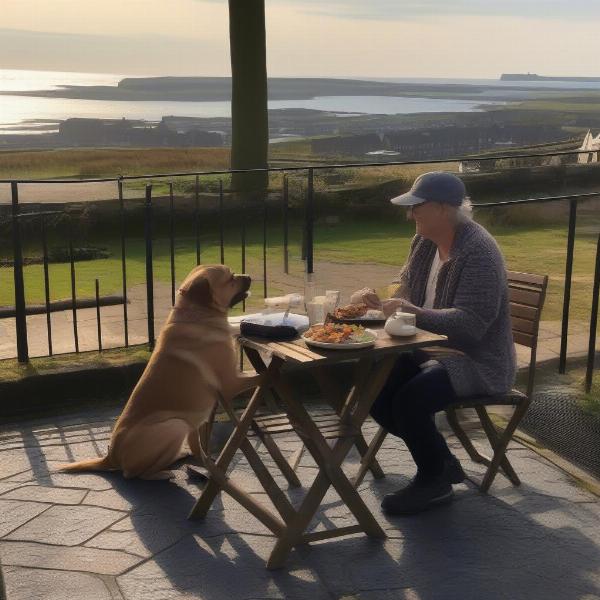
[[349, 287, 382, 309], [381, 298, 420, 317]]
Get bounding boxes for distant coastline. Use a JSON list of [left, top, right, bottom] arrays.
[[3, 75, 600, 103], [0, 77, 483, 102], [501, 73, 600, 82]]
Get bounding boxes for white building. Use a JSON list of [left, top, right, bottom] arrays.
[[578, 130, 600, 164]]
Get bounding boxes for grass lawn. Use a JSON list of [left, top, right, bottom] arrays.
[[515, 99, 600, 113], [314, 216, 599, 323], [1, 213, 598, 323], [0, 147, 230, 180], [0, 233, 294, 308]]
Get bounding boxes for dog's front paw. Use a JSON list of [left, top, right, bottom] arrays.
[[186, 465, 209, 483], [139, 470, 176, 481]]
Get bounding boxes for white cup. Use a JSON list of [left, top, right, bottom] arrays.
[[384, 311, 417, 337]]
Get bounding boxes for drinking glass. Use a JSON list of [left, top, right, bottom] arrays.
[[306, 301, 325, 325]]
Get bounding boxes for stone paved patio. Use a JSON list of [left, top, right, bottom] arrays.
[[1, 404, 599, 600]]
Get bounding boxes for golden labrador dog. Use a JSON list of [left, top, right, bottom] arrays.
[[59, 264, 260, 480]]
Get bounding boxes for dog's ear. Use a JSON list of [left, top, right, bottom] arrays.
[[179, 276, 212, 306]]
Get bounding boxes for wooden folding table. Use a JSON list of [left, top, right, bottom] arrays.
[[189, 326, 446, 569]]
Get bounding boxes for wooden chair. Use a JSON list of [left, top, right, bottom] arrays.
[[354, 270, 548, 493]]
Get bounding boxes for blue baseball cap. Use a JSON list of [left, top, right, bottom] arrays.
[[390, 171, 466, 207]]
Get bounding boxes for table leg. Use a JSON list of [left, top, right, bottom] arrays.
[[218, 393, 297, 522], [313, 365, 385, 480], [245, 347, 303, 488], [196, 449, 286, 536], [266, 356, 396, 569], [188, 359, 281, 520], [353, 427, 388, 488]]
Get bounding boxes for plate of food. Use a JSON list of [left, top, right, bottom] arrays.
[[329, 303, 386, 324], [302, 323, 378, 350]]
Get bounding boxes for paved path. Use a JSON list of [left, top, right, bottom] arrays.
[[0, 182, 121, 205], [0, 258, 595, 368], [0, 406, 599, 599]]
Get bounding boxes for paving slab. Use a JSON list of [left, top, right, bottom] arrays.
[[0, 500, 51, 538], [0, 406, 599, 600], [2, 566, 115, 600], [0, 540, 141, 575], [117, 533, 332, 600], [2, 485, 87, 505], [5, 504, 126, 546]]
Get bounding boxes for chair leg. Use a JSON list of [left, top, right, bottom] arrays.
[[475, 406, 521, 487], [447, 405, 522, 492], [479, 404, 527, 493], [445, 408, 487, 464]]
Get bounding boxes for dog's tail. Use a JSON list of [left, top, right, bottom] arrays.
[[58, 456, 115, 473]]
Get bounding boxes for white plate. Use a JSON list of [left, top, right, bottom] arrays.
[[302, 328, 378, 350]]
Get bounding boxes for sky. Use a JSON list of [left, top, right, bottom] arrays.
[[1, 0, 599, 79]]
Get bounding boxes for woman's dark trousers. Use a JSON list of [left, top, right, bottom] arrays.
[[370, 352, 458, 482]]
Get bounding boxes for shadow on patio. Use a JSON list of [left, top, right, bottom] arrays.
[[0, 406, 599, 600]]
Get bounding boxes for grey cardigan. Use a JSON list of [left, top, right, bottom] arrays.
[[394, 220, 516, 397]]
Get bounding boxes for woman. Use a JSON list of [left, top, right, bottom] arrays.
[[352, 171, 516, 515]]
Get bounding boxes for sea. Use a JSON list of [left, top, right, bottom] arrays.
[[2, 69, 600, 135]]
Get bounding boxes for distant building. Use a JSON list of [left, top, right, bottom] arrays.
[[459, 161, 481, 173], [382, 124, 565, 162], [311, 133, 382, 155], [365, 150, 400, 157], [578, 130, 600, 164]]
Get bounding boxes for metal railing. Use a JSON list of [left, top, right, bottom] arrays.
[[2, 147, 600, 389]]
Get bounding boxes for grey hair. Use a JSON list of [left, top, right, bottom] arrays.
[[455, 196, 473, 223]]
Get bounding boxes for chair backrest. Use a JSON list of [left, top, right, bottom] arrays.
[[507, 270, 549, 397]]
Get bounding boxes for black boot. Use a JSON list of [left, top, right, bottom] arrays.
[[381, 475, 453, 516], [444, 455, 466, 484], [381, 455, 465, 516]]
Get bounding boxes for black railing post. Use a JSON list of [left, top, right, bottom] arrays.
[[241, 193, 246, 312], [11, 181, 29, 362], [144, 184, 155, 348], [585, 233, 600, 393], [282, 174, 289, 274], [95, 278, 103, 352], [263, 194, 268, 299], [195, 175, 201, 265], [306, 168, 314, 275], [559, 198, 578, 373], [118, 178, 129, 347], [68, 219, 79, 353], [41, 216, 53, 356], [169, 181, 176, 306], [219, 179, 225, 264]]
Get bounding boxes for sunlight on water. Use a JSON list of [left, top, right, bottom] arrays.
[[0, 93, 498, 133], [0, 68, 123, 91], [4, 68, 596, 134]]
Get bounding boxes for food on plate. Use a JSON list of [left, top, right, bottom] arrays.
[[332, 303, 384, 321], [333, 303, 368, 319], [303, 323, 375, 344]]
